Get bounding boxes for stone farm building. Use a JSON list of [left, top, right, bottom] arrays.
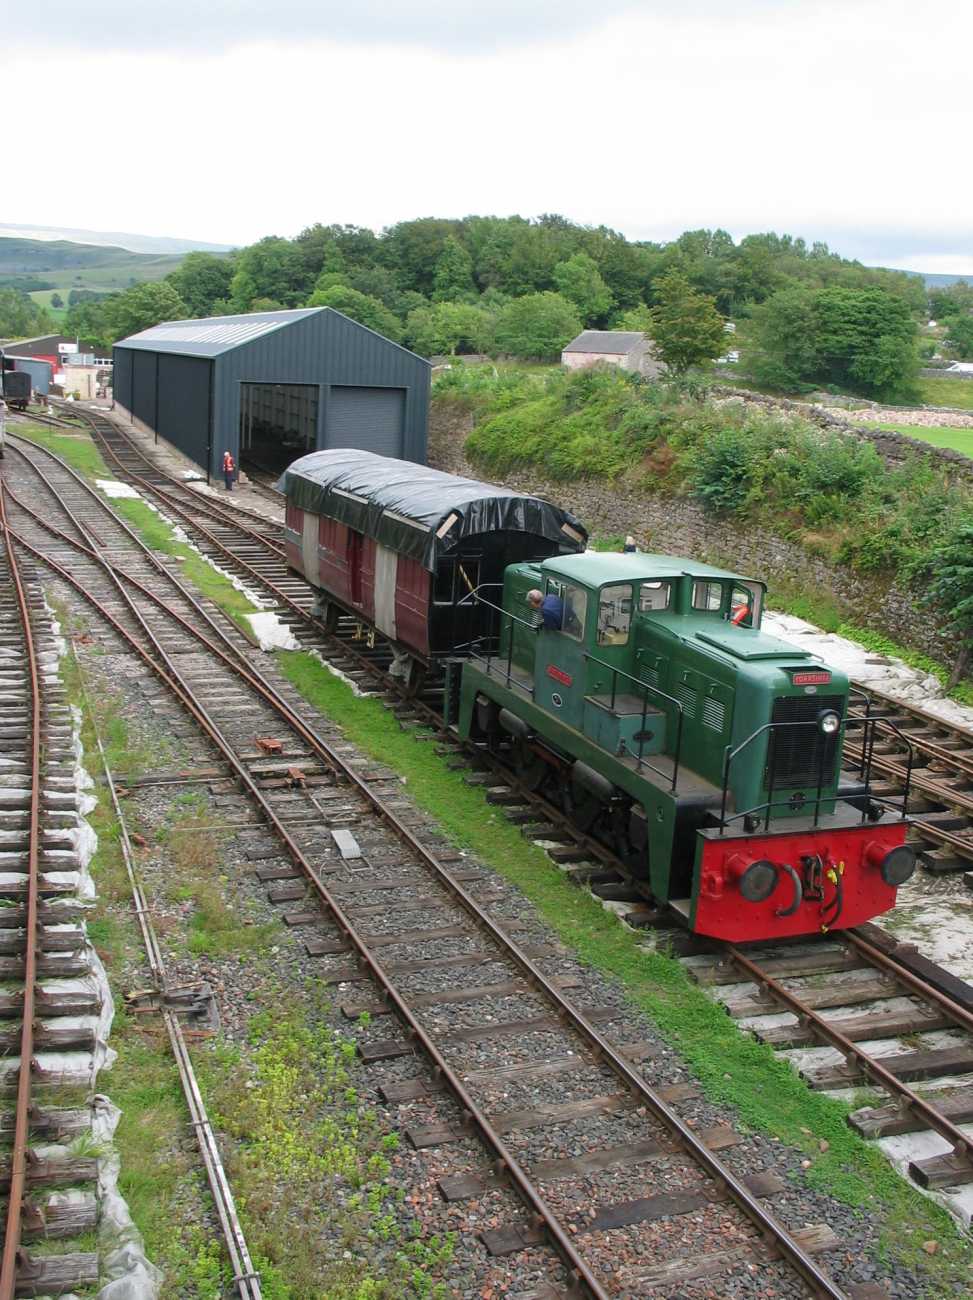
[[561, 330, 661, 377]]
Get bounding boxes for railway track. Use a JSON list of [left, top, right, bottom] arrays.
[[13, 407, 973, 1243], [3, 414, 862, 1296], [682, 926, 973, 1213], [0, 482, 102, 1297]]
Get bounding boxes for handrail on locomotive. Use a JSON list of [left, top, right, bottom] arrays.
[[718, 713, 914, 832], [582, 650, 685, 792]]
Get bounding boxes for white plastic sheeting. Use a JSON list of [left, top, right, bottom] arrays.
[[96, 480, 142, 500], [44, 617, 161, 1297], [248, 610, 299, 651]]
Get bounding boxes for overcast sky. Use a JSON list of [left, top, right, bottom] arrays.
[[7, 0, 972, 272]]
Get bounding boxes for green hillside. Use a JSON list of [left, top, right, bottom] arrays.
[[0, 235, 218, 325]]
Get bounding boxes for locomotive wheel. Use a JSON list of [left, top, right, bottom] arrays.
[[571, 790, 603, 833], [512, 740, 547, 792]]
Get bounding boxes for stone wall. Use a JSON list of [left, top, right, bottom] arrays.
[[428, 403, 955, 665], [711, 385, 973, 481]]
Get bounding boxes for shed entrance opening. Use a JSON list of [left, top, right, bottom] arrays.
[[240, 382, 319, 476]]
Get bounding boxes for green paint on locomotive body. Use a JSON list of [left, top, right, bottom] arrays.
[[459, 550, 853, 904]]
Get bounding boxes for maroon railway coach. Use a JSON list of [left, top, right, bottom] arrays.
[[278, 449, 588, 661]]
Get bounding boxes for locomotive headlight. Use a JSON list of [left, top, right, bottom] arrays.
[[873, 843, 917, 886], [727, 854, 779, 903], [818, 709, 841, 736]]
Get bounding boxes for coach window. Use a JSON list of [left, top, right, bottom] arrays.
[[692, 580, 724, 613], [561, 583, 588, 640], [638, 580, 672, 612], [597, 584, 632, 646]]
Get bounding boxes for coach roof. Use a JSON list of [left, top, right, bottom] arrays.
[[278, 448, 587, 571]]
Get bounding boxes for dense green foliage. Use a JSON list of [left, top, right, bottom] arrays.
[[945, 314, 973, 361], [166, 250, 234, 318], [742, 283, 921, 401], [492, 290, 582, 361], [13, 217, 942, 404], [648, 271, 726, 373], [919, 519, 973, 676], [405, 300, 494, 356], [0, 286, 55, 338], [306, 283, 403, 341], [929, 280, 973, 321], [454, 364, 973, 587], [552, 251, 613, 324]]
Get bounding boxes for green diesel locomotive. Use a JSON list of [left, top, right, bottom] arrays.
[[457, 551, 915, 941]]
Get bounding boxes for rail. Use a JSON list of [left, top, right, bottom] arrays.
[[582, 650, 685, 791], [719, 714, 914, 832], [0, 481, 41, 1300]]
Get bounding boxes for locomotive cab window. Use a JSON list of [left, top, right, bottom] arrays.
[[597, 584, 632, 646], [638, 580, 672, 612], [558, 583, 587, 640], [692, 580, 724, 613], [729, 583, 754, 627]]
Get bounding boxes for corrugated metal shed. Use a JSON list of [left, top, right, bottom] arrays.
[[118, 309, 322, 357], [112, 307, 430, 478]]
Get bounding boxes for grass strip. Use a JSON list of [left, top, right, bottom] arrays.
[[874, 421, 973, 456], [918, 377, 973, 411], [12, 423, 260, 634], [278, 648, 973, 1296]]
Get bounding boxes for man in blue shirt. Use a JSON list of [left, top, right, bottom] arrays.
[[527, 588, 563, 630]]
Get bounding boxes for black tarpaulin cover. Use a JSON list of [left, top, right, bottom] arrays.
[[277, 449, 587, 571]]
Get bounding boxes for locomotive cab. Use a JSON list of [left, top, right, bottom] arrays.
[[460, 550, 914, 942]]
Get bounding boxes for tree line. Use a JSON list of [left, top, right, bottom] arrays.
[[3, 216, 970, 403]]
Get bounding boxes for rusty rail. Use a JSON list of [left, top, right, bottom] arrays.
[[0, 482, 41, 1299], [724, 942, 973, 1184]]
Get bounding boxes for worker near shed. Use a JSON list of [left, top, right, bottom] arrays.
[[222, 449, 235, 491], [527, 588, 563, 630]]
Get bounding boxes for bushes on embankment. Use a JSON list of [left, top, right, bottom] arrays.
[[440, 364, 973, 586]]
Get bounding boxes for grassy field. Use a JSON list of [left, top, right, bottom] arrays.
[[918, 376, 973, 409], [874, 421, 973, 455]]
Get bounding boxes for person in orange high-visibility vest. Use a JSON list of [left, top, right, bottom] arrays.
[[222, 449, 235, 491]]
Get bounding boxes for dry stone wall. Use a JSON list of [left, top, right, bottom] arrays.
[[429, 403, 956, 665], [712, 385, 973, 481]]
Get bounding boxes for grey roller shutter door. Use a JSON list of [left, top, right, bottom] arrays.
[[327, 386, 405, 457]]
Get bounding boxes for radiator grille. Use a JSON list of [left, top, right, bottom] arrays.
[[703, 696, 726, 733], [675, 682, 698, 719], [640, 665, 660, 689], [768, 694, 843, 789]]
